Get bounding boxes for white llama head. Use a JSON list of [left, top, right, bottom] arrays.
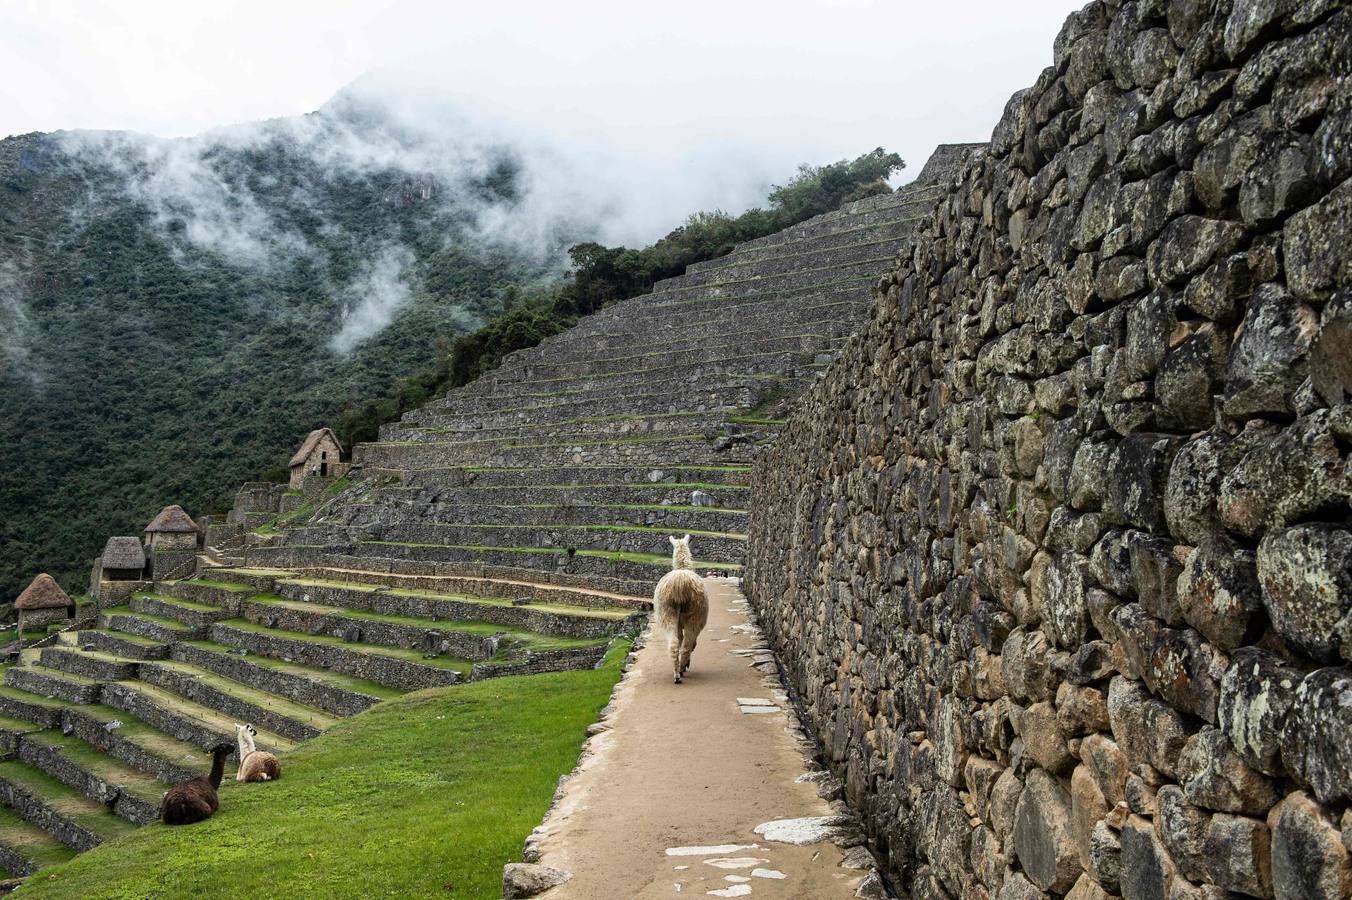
[[234, 722, 258, 754], [669, 534, 694, 569]]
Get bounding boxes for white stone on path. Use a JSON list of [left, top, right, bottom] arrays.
[[753, 816, 853, 845], [739, 706, 780, 715], [666, 844, 760, 857], [703, 857, 769, 869], [736, 697, 775, 706], [707, 886, 752, 898], [724, 875, 751, 882], [751, 868, 786, 879]]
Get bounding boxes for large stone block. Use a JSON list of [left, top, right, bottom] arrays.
[[1284, 176, 1352, 300], [1257, 524, 1352, 664], [1269, 792, 1352, 900], [1013, 768, 1080, 894], [1178, 534, 1264, 651], [1218, 647, 1301, 777], [1281, 668, 1352, 804], [1222, 284, 1319, 418], [1178, 726, 1279, 816]]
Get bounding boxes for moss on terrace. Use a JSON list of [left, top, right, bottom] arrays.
[[211, 620, 474, 674], [254, 478, 354, 535], [275, 577, 635, 620], [18, 642, 630, 899], [241, 595, 604, 653], [360, 542, 744, 570]]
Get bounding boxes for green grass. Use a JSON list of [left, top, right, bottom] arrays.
[[726, 415, 787, 426], [457, 482, 750, 491], [0, 802, 76, 870], [256, 478, 354, 535], [77, 629, 162, 648], [148, 660, 341, 732], [360, 540, 741, 569], [242, 595, 605, 653], [459, 463, 751, 473], [176, 580, 256, 594], [111, 682, 298, 754], [20, 642, 630, 899], [180, 641, 404, 701], [23, 731, 168, 804], [214, 620, 474, 674], [278, 578, 634, 620], [417, 522, 747, 540], [101, 607, 194, 634], [134, 593, 220, 613], [0, 761, 140, 843]]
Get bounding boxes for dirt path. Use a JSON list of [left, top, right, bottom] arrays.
[[525, 577, 873, 899]]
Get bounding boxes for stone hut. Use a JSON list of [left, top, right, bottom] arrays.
[[14, 574, 74, 640], [143, 505, 200, 551], [289, 428, 346, 488], [99, 536, 146, 581]]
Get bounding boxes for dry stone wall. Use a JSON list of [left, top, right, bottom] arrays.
[[745, 2, 1352, 898]]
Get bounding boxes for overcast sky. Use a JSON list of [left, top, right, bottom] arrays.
[[2, 0, 1080, 182]]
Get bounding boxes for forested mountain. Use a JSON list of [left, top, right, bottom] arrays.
[[0, 82, 903, 605], [0, 91, 566, 602]]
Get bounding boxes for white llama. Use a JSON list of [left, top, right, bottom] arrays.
[[234, 723, 282, 782], [654, 534, 709, 684]]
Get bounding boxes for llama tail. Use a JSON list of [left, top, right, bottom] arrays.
[[655, 570, 701, 633]]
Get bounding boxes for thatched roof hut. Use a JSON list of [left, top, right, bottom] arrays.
[[15, 573, 71, 611], [289, 427, 346, 488], [101, 536, 146, 572], [289, 428, 343, 468], [144, 505, 200, 534]]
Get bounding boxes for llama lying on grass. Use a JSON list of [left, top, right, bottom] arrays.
[[654, 534, 709, 684], [235, 723, 282, 782], [161, 743, 232, 825]]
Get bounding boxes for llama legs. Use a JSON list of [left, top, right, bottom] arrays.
[[678, 629, 698, 677], [670, 619, 685, 683]]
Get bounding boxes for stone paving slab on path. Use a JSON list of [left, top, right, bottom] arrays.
[[515, 577, 878, 899]]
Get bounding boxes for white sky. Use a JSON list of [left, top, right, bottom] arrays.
[[1, 0, 1080, 183]]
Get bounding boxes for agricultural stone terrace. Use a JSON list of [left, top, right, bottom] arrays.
[[0, 563, 638, 872], [0, 146, 973, 877], [226, 143, 979, 597]]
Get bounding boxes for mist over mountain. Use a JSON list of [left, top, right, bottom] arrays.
[[0, 80, 801, 601]]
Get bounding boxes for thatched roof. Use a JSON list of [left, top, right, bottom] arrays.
[[289, 428, 343, 468], [15, 573, 71, 611], [144, 504, 199, 534], [101, 536, 146, 571]]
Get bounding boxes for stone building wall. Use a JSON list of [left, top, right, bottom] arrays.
[[745, 2, 1352, 898]]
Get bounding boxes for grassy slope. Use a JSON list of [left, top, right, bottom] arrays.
[[19, 642, 628, 900]]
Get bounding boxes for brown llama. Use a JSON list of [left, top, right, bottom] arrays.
[[160, 743, 232, 825], [234, 723, 281, 782], [654, 534, 709, 684]]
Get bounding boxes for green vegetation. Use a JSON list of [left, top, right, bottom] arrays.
[[0, 123, 546, 606], [20, 643, 629, 899], [1, 119, 897, 609], [333, 148, 904, 447], [214, 619, 474, 673], [0, 760, 140, 843]]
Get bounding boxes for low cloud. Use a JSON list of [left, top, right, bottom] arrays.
[[43, 72, 866, 350], [0, 257, 39, 383], [329, 243, 416, 354]]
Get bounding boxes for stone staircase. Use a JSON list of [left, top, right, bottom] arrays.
[[0, 145, 976, 877]]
